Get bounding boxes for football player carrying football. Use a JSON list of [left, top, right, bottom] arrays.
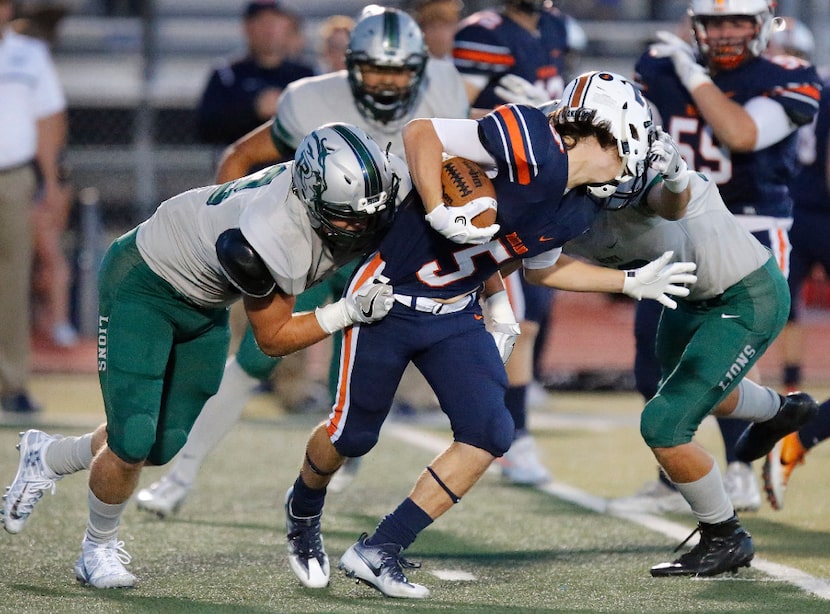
[[0, 123, 402, 588], [284, 71, 698, 598], [615, 0, 822, 515], [133, 6, 472, 518]]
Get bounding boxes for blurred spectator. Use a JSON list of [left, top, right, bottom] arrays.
[[13, 2, 78, 349], [195, 0, 313, 147], [313, 14, 353, 74], [411, 0, 463, 59], [0, 0, 67, 413]]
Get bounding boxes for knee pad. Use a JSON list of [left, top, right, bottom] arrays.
[[459, 405, 514, 457], [146, 427, 189, 466], [640, 395, 691, 448], [108, 414, 157, 464], [333, 430, 379, 458]]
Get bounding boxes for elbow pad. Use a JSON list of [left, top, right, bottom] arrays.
[[215, 228, 276, 297]]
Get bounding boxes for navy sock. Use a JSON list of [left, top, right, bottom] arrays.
[[366, 498, 433, 550], [289, 476, 326, 518], [782, 365, 802, 389], [504, 385, 527, 433]]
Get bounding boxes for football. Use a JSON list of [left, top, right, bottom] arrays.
[[440, 157, 497, 228]]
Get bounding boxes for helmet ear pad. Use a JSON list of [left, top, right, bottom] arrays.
[[292, 122, 399, 255]]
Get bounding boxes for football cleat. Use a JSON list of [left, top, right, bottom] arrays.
[[606, 478, 691, 515], [327, 457, 363, 494], [722, 462, 761, 512], [650, 514, 753, 577], [339, 532, 430, 599], [74, 537, 137, 589], [2, 429, 62, 534], [285, 487, 330, 588], [498, 433, 552, 486], [762, 433, 807, 511], [135, 474, 191, 518], [735, 392, 818, 462]]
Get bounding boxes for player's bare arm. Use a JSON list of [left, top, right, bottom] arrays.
[[216, 119, 285, 182]]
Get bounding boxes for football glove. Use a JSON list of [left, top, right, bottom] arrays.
[[425, 200, 500, 245], [494, 74, 552, 107], [649, 128, 689, 193], [649, 30, 712, 93], [622, 250, 697, 309], [484, 290, 520, 364], [315, 280, 394, 333]]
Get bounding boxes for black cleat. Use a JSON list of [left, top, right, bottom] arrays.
[[650, 515, 754, 577], [735, 392, 819, 463]]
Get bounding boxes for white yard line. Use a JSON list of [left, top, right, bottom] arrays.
[[385, 423, 830, 600]]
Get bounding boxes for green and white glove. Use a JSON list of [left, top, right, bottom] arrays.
[[315, 280, 394, 333]]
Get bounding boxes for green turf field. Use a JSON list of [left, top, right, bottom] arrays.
[[1, 374, 829, 613]]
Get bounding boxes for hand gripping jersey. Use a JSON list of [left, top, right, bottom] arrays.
[[789, 72, 830, 213], [136, 164, 337, 308], [453, 8, 569, 108], [636, 52, 821, 218], [372, 104, 598, 299], [565, 171, 770, 302], [270, 59, 469, 158]]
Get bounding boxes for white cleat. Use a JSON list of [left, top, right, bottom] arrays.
[[74, 537, 137, 589], [285, 487, 330, 588], [499, 433, 551, 485], [723, 461, 761, 512], [135, 474, 191, 518], [339, 533, 429, 599], [2, 429, 62, 534], [607, 479, 691, 515]]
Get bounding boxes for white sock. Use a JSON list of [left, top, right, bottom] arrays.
[[672, 464, 734, 525], [167, 355, 260, 485], [86, 488, 127, 544], [44, 433, 94, 476], [730, 379, 780, 421]]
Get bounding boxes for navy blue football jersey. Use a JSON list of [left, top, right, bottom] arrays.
[[374, 104, 598, 299], [790, 72, 830, 212], [636, 52, 821, 218], [453, 8, 569, 109]]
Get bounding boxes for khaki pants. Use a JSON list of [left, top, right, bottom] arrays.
[[0, 164, 36, 394]]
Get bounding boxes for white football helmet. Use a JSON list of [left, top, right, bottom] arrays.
[[292, 123, 399, 254], [689, 0, 775, 70], [768, 17, 814, 60], [345, 8, 428, 125], [553, 71, 654, 200]]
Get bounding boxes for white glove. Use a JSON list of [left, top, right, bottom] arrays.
[[484, 290, 520, 364], [425, 200, 500, 245], [648, 127, 689, 193], [649, 30, 712, 93], [315, 280, 394, 333], [494, 74, 552, 107], [622, 250, 698, 309]]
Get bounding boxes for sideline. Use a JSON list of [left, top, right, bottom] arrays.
[[385, 423, 830, 601]]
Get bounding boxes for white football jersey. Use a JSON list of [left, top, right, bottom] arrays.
[[565, 172, 771, 301], [271, 58, 470, 157], [135, 163, 331, 308]]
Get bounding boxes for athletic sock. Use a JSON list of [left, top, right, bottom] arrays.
[[45, 433, 94, 475], [366, 497, 433, 550], [504, 385, 527, 433], [672, 463, 734, 525], [289, 476, 327, 518], [86, 488, 127, 544]]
